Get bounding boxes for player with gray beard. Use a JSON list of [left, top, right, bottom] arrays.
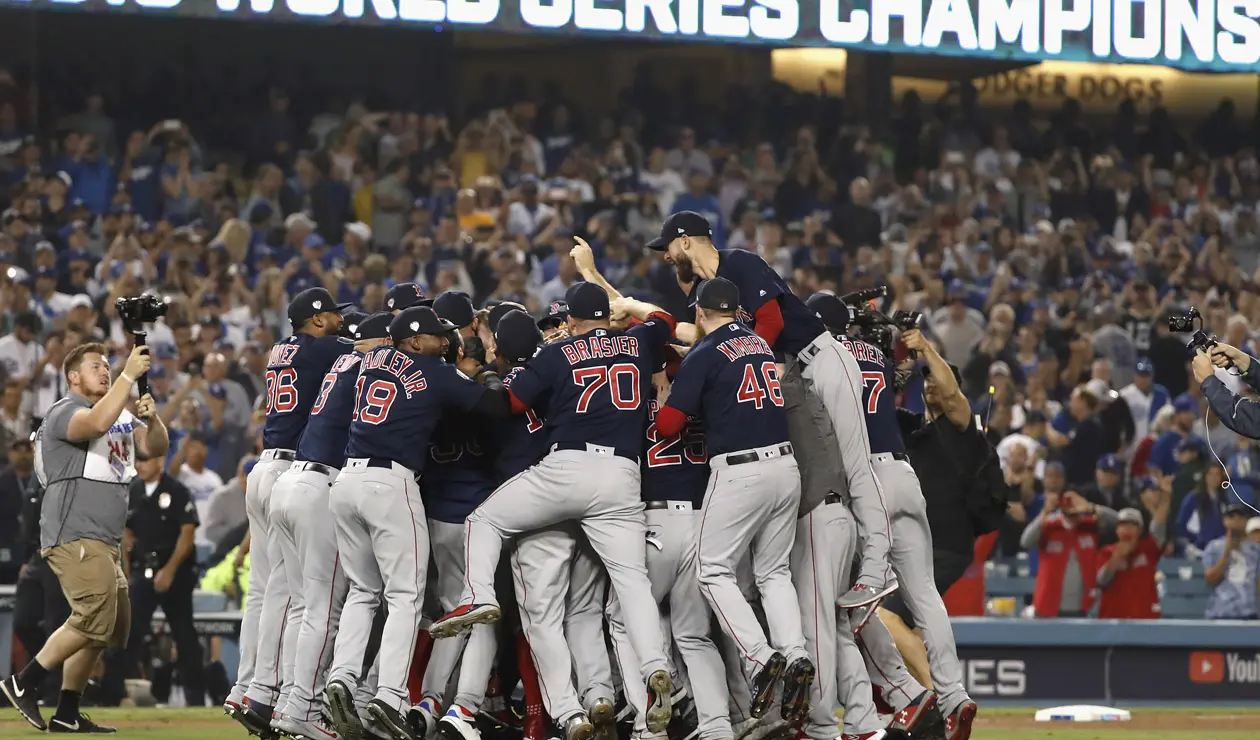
[[3, 343, 168, 734]]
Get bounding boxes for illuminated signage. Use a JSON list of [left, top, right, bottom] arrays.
[[4, 0, 1259, 71]]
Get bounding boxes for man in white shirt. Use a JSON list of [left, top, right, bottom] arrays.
[[170, 432, 223, 542], [0, 311, 44, 417], [31, 269, 76, 322], [664, 127, 713, 177], [504, 178, 556, 239]]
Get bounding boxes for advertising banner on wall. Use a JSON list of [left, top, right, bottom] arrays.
[[3, 0, 1259, 73]]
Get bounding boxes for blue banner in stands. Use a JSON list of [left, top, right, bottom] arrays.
[[4, 0, 1259, 73]]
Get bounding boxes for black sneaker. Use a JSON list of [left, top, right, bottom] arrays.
[[48, 713, 116, 733], [1, 674, 46, 731], [779, 657, 816, 725], [748, 653, 787, 720], [368, 699, 416, 740]]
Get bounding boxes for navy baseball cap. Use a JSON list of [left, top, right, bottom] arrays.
[[288, 287, 352, 328], [1173, 396, 1199, 414], [1134, 475, 1159, 491], [1177, 435, 1206, 455], [806, 292, 850, 334], [696, 277, 740, 312], [538, 300, 569, 329], [1135, 358, 1154, 375], [340, 310, 368, 339], [1097, 453, 1123, 472], [566, 282, 610, 320], [1224, 502, 1252, 517], [488, 300, 528, 332], [354, 312, 393, 341], [496, 309, 545, 364], [390, 306, 456, 342], [646, 211, 714, 251], [433, 291, 476, 328], [385, 282, 428, 312]]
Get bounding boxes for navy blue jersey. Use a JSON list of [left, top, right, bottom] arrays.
[[841, 337, 906, 456], [642, 396, 709, 505], [263, 334, 354, 450], [682, 250, 825, 357], [345, 346, 488, 473], [665, 322, 789, 456], [422, 413, 497, 524], [493, 366, 550, 482], [508, 316, 673, 455], [296, 352, 362, 468]]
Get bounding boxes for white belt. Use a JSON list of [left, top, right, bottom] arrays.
[[260, 448, 296, 462]]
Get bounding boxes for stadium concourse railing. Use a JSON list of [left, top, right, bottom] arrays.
[[1, 586, 1258, 706]]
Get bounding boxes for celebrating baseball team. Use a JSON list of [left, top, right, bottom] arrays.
[[15, 208, 978, 740]]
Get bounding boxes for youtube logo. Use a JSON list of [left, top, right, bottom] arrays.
[[1189, 652, 1225, 684]]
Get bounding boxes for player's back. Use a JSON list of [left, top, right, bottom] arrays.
[[345, 345, 451, 474], [423, 412, 497, 524], [295, 352, 362, 469], [642, 395, 709, 506], [263, 333, 353, 451], [530, 324, 659, 454], [675, 322, 789, 456], [492, 366, 549, 482], [841, 337, 905, 456]]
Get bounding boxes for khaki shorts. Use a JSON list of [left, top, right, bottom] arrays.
[[43, 538, 131, 649]]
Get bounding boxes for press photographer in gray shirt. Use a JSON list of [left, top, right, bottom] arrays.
[[1, 342, 168, 733]]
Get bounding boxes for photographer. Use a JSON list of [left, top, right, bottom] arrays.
[[1194, 343, 1260, 439], [2, 343, 168, 732]]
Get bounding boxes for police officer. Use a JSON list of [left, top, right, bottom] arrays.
[[122, 455, 204, 706]]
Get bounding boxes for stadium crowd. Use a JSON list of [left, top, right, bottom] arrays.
[[2, 60, 1260, 704]]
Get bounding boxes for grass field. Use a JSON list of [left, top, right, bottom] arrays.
[[1, 707, 1259, 740]]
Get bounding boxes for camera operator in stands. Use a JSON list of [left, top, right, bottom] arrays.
[[1194, 340, 1260, 440]]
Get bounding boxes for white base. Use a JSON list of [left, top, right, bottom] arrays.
[[1034, 705, 1132, 722]]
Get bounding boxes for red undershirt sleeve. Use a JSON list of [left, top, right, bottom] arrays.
[[753, 300, 784, 347], [508, 390, 530, 415], [654, 405, 688, 437]]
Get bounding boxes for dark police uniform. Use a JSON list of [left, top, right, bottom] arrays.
[[123, 473, 203, 706], [13, 478, 70, 699]]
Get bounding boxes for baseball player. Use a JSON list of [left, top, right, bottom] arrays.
[[385, 282, 429, 314], [801, 294, 938, 740], [606, 384, 733, 740], [645, 213, 895, 610], [325, 306, 510, 740], [407, 301, 509, 740], [429, 282, 676, 737], [229, 287, 353, 735], [650, 277, 813, 724], [269, 312, 394, 740]]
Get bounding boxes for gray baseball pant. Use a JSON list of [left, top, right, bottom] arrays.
[[857, 614, 927, 713], [698, 448, 807, 679], [274, 464, 347, 722], [326, 459, 429, 714], [460, 449, 668, 683], [792, 333, 895, 589], [872, 456, 970, 714], [422, 519, 495, 712], [567, 534, 614, 710], [608, 503, 732, 740], [259, 465, 308, 710], [791, 498, 882, 737], [235, 452, 294, 706]]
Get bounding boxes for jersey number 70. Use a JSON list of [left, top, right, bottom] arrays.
[[573, 364, 641, 412]]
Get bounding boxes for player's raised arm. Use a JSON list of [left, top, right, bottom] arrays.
[[611, 297, 678, 350], [571, 237, 623, 300]]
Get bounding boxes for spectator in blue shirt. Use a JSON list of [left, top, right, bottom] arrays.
[[1203, 504, 1260, 620], [65, 134, 115, 215], [1149, 395, 1200, 476], [1177, 465, 1232, 554], [119, 130, 161, 222]]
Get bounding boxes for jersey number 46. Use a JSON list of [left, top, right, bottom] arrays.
[[736, 362, 784, 409]]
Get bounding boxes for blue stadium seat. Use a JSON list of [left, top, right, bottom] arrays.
[[193, 590, 228, 613], [1158, 557, 1205, 579], [1161, 594, 1210, 619], [1162, 579, 1210, 597]]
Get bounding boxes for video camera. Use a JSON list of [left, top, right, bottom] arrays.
[[841, 286, 923, 391], [115, 294, 168, 396], [1168, 306, 1219, 356]]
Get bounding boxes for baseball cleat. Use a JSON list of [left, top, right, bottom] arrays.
[[888, 691, 937, 736], [436, 705, 481, 740], [240, 701, 279, 738], [326, 680, 366, 740], [368, 699, 416, 740], [274, 714, 340, 740], [429, 604, 501, 639], [644, 670, 674, 734], [1, 674, 46, 731], [561, 712, 594, 740], [408, 698, 441, 739], [588, 697, 616, 740], [748, 653, 787, 720], [837, 581, 899, 609], [47, 712, 117, 733], [779, 657, 815, 725], [942, 701, 976, 740]]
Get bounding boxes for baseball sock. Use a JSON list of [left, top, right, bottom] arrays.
[[55, 690, 82, 721], [18, 659, 49, 688], [408, 632, 434, 704], [516, 633, 546, 740]]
